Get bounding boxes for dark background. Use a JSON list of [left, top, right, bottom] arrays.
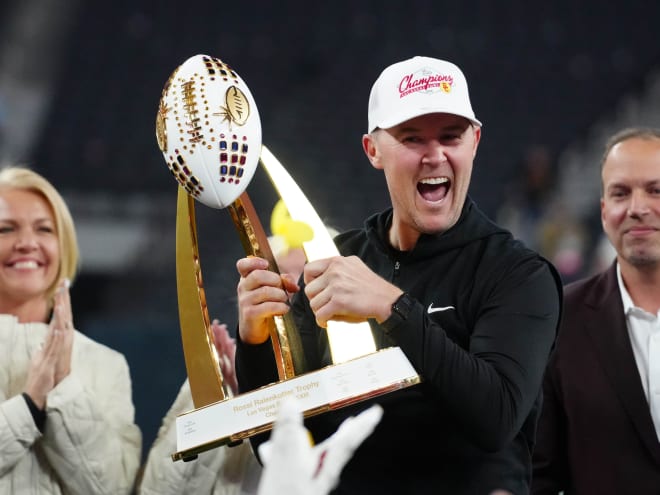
[[2, 0, 660, 462]]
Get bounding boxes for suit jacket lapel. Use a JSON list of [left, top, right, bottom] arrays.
[[584, 262, 660, 463]]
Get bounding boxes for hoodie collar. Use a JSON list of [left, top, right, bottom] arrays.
[[366, 196, 506, 258]]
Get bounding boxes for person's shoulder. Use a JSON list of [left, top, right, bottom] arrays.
[[335, 209, 392, 252], [73, 330, 128, 363], [553, 270, 612, 348], [481, 234, 566, 304], [482, 230, 548, 269], [333, 230, 364, 259], [334, 227, 364, 243], [564, 274, 596, 293], [563, 268, 609, 301]]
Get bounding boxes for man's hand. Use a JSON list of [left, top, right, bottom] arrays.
[[236, 256, 299, 344], [303, 255, 401, 328]]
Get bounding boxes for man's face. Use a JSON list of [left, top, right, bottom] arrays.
[[601, 136, 660, 268], [363, 113, 480, 250]]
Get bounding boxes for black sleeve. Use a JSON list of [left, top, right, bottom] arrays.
[[22, 392, 46, 433], [387, 259, 561, 451]]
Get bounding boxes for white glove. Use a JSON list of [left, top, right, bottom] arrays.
[[257, 398, 383, 495]]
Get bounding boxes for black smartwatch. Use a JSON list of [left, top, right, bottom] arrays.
[[383, 292, 414, 331]]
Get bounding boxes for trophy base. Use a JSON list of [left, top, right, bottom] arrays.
[[173, 346, 420, 461]]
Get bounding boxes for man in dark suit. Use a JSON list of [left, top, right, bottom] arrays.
[[531, 127, 660, 494]]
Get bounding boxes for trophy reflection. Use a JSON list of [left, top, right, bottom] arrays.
[[156, 54, 420, 462]]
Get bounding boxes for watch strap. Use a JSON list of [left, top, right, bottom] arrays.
[[382, 292, 414, 331]]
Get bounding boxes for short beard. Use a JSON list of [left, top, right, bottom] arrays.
[[625, 251, 660, 267]]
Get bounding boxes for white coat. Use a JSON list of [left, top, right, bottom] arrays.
[[139, 379, 262, 495], [0, 314, 142, 494]]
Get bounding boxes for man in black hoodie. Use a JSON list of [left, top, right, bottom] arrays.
[[235, 56, 562, 495]]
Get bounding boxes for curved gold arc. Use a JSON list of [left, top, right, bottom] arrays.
[[176, 188, 226, 408], [259, 145, 377, 363]]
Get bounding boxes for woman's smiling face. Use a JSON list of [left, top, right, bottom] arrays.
[[0, 188, 60, 307]]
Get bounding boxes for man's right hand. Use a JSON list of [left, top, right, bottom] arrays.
[[236, 256, 299, 345]]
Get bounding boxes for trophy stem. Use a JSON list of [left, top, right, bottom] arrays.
[[176, 187, 226, 408], [227, 192, 308, 380]]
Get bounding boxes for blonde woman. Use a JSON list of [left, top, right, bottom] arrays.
[[0, 166, 142, 494]]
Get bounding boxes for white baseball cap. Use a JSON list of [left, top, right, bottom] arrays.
[[367, 56, 482, 132]]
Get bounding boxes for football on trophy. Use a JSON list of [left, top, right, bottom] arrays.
[[155, 54, 262, 209]]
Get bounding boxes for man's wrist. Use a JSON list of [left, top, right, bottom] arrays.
[[382, 292, 414, 331]]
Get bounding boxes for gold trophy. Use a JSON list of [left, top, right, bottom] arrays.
[[156, 54, 420, 461]]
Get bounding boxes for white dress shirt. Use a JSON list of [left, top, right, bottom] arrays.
[[617, 263, 660, 441]]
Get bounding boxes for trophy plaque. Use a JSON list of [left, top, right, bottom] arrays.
[[156, 54, 421, 462]]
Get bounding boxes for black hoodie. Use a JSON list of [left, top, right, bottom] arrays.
[[237, 196, 562, 495]]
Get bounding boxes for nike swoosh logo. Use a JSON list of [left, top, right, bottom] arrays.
[[428, 303, 456, 314]]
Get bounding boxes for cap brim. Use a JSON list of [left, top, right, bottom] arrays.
[[371, 110, 482, 132]]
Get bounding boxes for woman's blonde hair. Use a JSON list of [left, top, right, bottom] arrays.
[[0, 166, 80, 302]]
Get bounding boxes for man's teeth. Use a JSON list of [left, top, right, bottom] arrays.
[[13, 261, 39, 269], [420, 177, 448, 185]]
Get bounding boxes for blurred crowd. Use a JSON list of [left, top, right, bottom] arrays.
[[496, 144, 615, 284]]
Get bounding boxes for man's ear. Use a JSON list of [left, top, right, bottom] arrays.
[[472, 125, 481, 157], [362, 133, 382, 170]]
